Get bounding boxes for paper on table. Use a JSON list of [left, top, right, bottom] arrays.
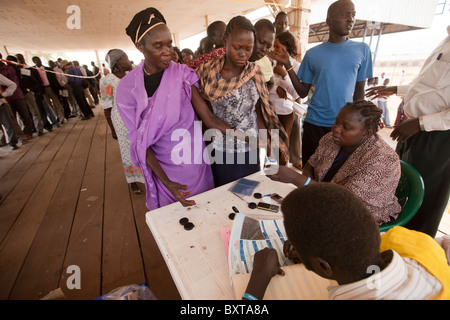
[[227, 214, 334, 300], [221, 227, 232, 263], [228, 178, 260, 196], [228, 214, 290, 276], [231, 263, 332, 300]]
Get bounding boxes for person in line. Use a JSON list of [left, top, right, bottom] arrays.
[[102, 63, 110, 76], [377, 78, 391, 128], [273, 11, 289, 35], [67, 61, 95, 120], [49, 60, 71, 120], [100, 59, 119, 139], [80, 64, 97, 108], [0, 74, 20, 150], [269, 31, 301, 159], [0, 54, 33, 140], [181, 48, 194, 64], [196, 16, 290, 186], [249, 19, 275, 84], [91, 61, 101, 95], [186, 21, 227, 70], [272, 13, 304, 171], [101, 49, 145, 195], [83, 64, 99, 106], [267, 100, 401, 225], [116, 7, 218, 210], [244, 183, 450, 300], [269, 0, 373, 166], [366, 24, 450, 237], [171, 46, 183, 63], [7, 55, 45, 136], [60, 60, 80, 118], [32, 56, 66, 126], [15, 53, 54, 132]]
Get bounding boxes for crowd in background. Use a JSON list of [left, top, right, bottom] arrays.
[[0, 53, 105, 150]]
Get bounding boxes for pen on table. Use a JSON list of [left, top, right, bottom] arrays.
[[232, 192, 247, 203], [282, 244, 294, 266], [437, 52, 442, 60]]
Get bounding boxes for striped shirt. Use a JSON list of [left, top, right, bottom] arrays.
[[328, 250, 442, 300]]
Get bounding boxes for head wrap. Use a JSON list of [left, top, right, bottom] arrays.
[[60, 60, 70, 67], [105, 49, 126, 70], [126, 7, 166, 44]]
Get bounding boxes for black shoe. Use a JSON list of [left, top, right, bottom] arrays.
[[10, 144, 18, 150]]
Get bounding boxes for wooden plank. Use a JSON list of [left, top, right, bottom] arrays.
[[130, 186, 181, 299], [0, 122, 78, 243], [0, 122, 76, 242], [59, 112, 107, 300], [101, 133, 146, 295], [0, 121, 81, 299], [8, 117, 97, 299], [0, 124, 67, 197], [0, 137, 38, 181], [0, 126, 67, 213]]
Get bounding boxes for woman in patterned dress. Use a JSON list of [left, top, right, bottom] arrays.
[[100, 49, 145, 194], [196, 16, 289, 187], [267, 100, 401, 225]]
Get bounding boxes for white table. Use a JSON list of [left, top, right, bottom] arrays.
[[145, 171, 296, 300]]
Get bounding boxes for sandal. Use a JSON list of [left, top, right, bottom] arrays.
[[131, 183, 143, 195]]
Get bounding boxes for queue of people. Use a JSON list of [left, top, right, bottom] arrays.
[[0, 52, 103, 150]]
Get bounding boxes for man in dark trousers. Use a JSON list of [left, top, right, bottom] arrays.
[[15, 53, 53, 132], [32, 56, 66, 125], [366, 25, 450, 237], [67, 61, 94, 120]]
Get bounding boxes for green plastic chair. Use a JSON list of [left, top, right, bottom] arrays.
[[379, 160, 425, 232]]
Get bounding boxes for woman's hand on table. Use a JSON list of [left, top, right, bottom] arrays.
[[266, 165, 300, 185], [165, 181, 196, 207]]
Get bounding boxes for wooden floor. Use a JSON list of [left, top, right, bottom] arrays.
[[0, 106, 180, 300], [0, 107, 448, 300]]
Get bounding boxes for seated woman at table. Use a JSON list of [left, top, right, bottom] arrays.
[[268, 100, 401, 225], [196, 16, 290, 187], [116, 8, 227, 210]]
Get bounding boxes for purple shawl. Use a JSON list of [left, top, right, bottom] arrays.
[[115, 60, 214, 210]]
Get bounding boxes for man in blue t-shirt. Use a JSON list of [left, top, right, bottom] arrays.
[[269, 0, 373, 166]]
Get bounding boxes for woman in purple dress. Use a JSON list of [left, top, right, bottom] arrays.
[[116, 8, 228, 210]]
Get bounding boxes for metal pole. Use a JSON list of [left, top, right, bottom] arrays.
[[373, 23, 382, 65]]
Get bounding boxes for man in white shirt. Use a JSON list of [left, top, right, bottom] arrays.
[[0, 74, 19, 150], [366, 25, 450, 237]]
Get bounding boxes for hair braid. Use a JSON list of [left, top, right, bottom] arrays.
[[224, 16, 255, 39], [343, 100, 382, 132]]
